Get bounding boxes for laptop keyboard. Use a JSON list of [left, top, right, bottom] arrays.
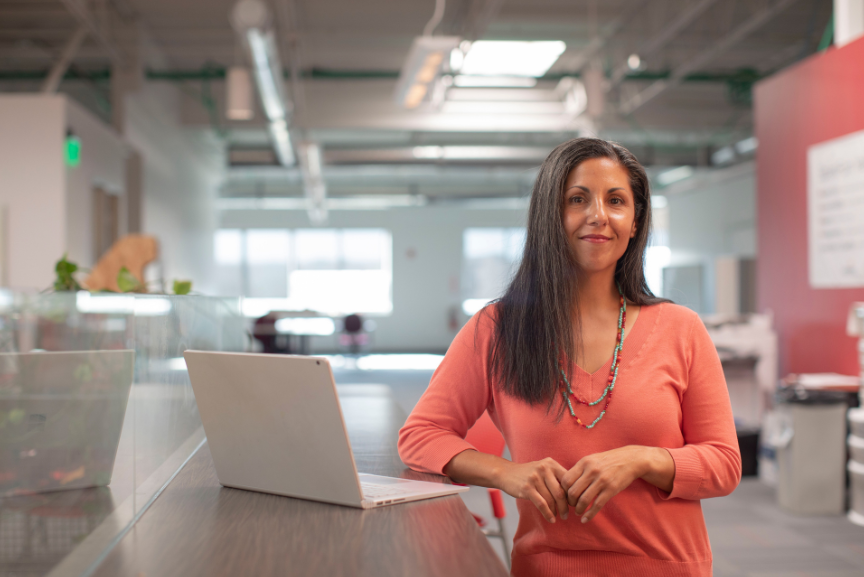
[[361, 483, 410, 500]]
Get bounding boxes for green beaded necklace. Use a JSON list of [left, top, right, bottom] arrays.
[[559, 285, 626, 429]]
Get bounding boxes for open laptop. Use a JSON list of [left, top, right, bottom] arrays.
[[183, 351, 467, 508], [0, 350, 135, 496]]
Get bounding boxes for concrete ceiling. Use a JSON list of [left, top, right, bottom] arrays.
[[0, 0, 833, 198]]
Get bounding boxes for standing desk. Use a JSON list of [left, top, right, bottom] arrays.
[[88, 386, 508, 577]]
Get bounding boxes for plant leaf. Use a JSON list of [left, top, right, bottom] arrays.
[[53, 254, 82, 291], [117, 267, 142, 293], [173, 280, 192, 295]]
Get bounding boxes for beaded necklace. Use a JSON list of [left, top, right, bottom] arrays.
[[559, 286, 626, 429]]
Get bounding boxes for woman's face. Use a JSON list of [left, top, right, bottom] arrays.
[[561, 157, 637, 275]]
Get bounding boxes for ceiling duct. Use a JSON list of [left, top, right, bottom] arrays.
[[231, 0, 295, 165]]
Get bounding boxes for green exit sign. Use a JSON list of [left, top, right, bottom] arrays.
[[65, 134, 81, 167]]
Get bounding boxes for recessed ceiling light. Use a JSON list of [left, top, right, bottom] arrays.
[[627, 54, 641, 70], [460, 41, 566, 77]]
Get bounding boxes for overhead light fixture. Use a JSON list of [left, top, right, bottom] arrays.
[[657, 166, 694, 187], [394, 35, 461, 109], [459, 41, 566, 77], [231, 0, 295, 165], [453, 75, 537, 87], [712, 146, 735, 166], [300, 143, 327, 223], [735, 136, 758, 155], [627, 54, 642, 70], [556, 77, 587, 116], [226, 66, 255, 120]]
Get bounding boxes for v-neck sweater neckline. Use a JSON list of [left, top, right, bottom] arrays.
[[568, 303, 658, 395]]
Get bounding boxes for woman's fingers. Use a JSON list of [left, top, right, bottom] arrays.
[[565, 468, 594, 508], [527, 488, 556, 523], [573, 479, 603, 517], [580, 489, 611, 523], [543, 468, 570, 520]]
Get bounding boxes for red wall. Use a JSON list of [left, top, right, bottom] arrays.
[[755, 35, 864, 377]]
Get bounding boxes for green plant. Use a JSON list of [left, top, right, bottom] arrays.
[[173, 280, 192, 295], [116, 267, 146, 293], [53, 254, 83, 291]]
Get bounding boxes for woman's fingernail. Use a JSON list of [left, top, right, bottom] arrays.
[[581, 516, 588, 523], [562, 512, 568, 520], [550, 517, 555, 523]]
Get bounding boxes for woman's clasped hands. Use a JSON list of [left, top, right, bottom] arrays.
[[496, 446, 672, 524]]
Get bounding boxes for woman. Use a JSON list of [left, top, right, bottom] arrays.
[[398, 138, 740, 576]]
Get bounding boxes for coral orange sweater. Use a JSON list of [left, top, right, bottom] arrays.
[[398, 302, 741, 577]]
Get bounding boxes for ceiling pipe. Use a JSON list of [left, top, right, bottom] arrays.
[[41, 25, 88, 93], [620, 0, 803, 116], [607, 0, 720, 89], [58, 0, 123, 63], [231, 0, 296, 166]]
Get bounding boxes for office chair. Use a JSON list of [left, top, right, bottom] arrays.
[[464, 410, 511, 568]]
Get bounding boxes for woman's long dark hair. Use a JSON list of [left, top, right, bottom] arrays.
[[487, 137, 668, 410]]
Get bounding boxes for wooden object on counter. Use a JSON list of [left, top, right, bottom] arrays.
[[85, 234, 158, 292]]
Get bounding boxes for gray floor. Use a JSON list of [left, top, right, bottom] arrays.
[[333, 367, 864, 576]]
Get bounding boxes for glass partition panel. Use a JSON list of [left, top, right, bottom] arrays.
[[0, 291, 246, 577]]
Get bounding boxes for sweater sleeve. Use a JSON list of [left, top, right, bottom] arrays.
[[397, 310, 494, 475], [661, 312, 742, 501]]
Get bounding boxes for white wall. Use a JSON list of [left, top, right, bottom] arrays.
[[666, 165, 757, 313], [221, 206, 527, 352], [0, 95, 66, 290], [65, 98, 127, 269], [124, 83, 224, 294]]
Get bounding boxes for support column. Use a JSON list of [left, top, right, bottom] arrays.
[[835, 0, 864, 47]]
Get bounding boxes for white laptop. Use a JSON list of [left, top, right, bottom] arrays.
[[183, 351, 467, 508]]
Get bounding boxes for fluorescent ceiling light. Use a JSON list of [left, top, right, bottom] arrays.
[[453, 75, 537, 87], [657, 166, 694, 187], [411, 145, 550, 160], [712, 146, 735, 166], [460, 41, 566, 77], [247, 29, 286, 121], [394, 36, 461, 109], [232, 0, 295, 166], [300, 142, 327, 222], [735, 136, 758, 155]]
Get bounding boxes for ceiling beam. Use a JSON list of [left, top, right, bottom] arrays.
[[57, 0, 123, 63], [566, 0, 652, 73], [41, 25, 88, 92], [620, 0, 802, 116], [608, 0, 720, 88]]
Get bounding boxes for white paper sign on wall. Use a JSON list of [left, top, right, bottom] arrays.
[[808, 128, 864, 288]]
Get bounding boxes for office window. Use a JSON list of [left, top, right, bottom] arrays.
[[213, 228, 392, 316], [646, 196, 671, 297], [462, 228, 526, 315]]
